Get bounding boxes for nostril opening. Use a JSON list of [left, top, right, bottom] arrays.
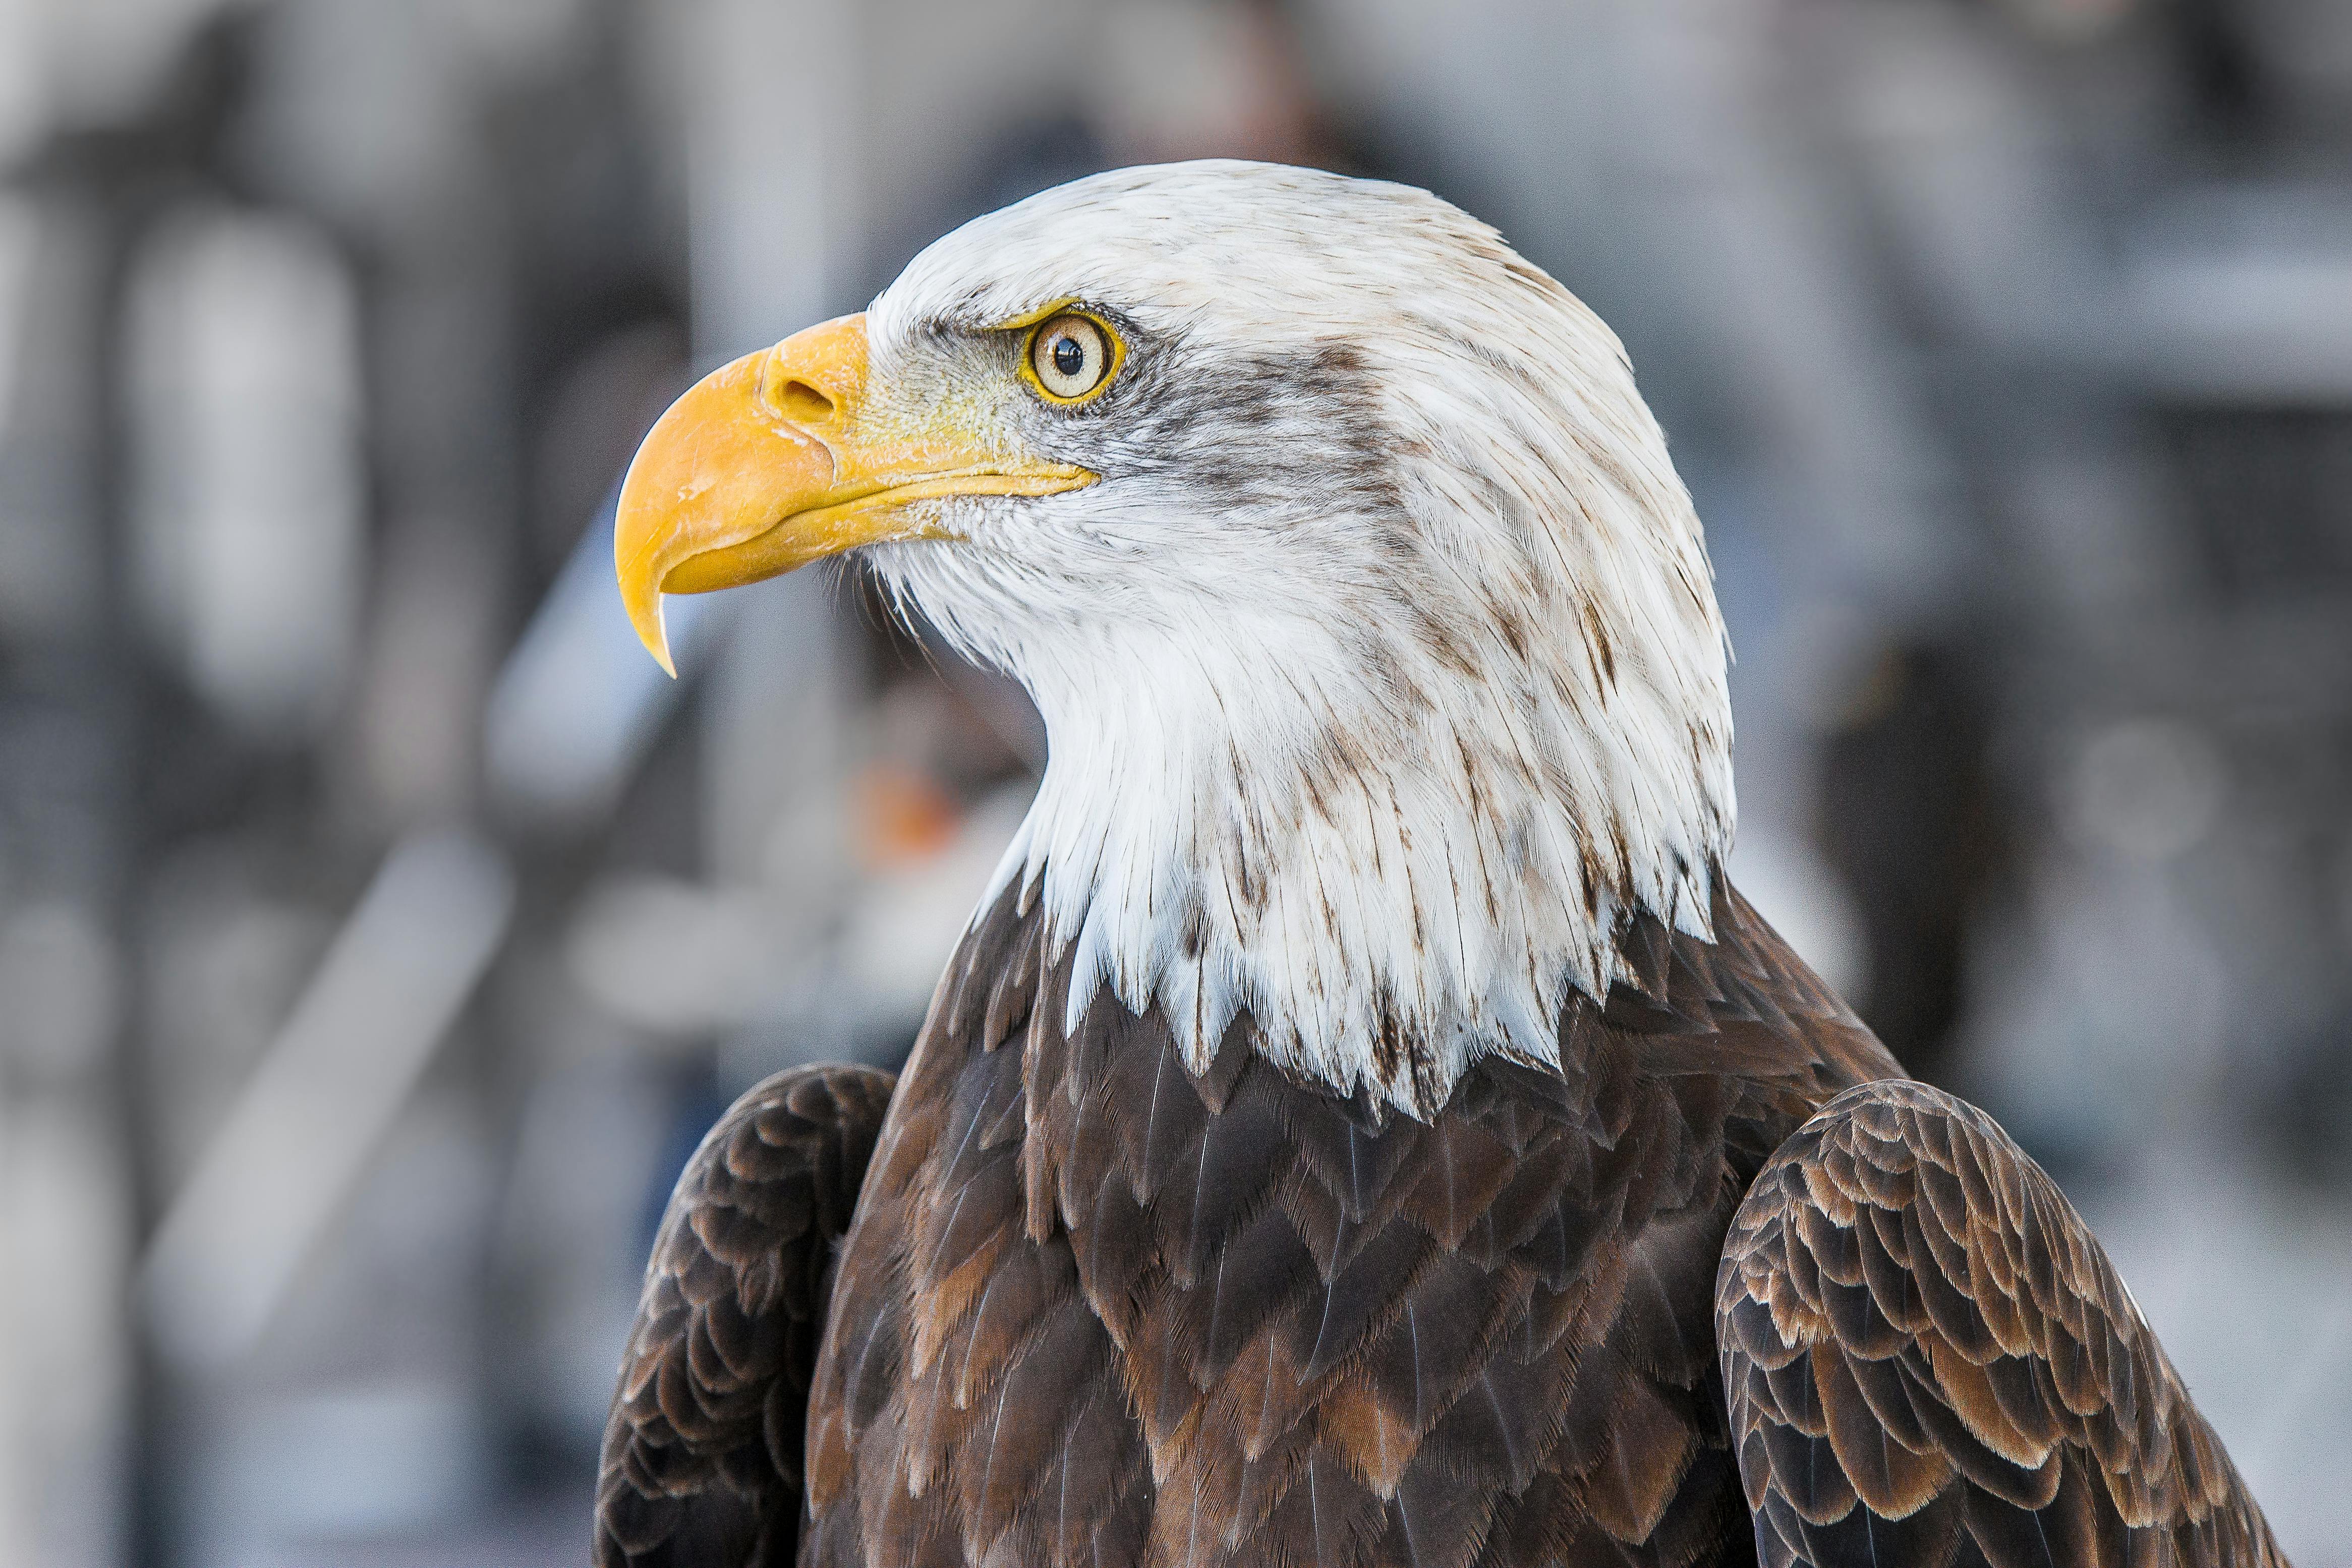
[[775, 378, 836, 424]]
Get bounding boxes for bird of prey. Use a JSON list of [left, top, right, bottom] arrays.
[[592, 162, 2284, 1568]]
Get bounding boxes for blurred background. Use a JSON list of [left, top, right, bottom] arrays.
[[0, 0, 2347, 1561]]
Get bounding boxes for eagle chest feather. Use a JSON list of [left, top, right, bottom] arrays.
[[800, 884, 1894, 1568]]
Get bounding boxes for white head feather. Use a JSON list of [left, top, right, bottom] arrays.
[[859, 161, 1733, 1116]]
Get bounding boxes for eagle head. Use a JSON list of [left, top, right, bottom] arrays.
[[616, 161, 1733, 1115]]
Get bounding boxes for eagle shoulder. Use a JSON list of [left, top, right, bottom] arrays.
[[1716, 1077, 2288, 1567], [594, 1063, 895, 1568]]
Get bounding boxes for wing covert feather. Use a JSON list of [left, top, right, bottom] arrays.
[[1716, 1078, 2286, 1568], [594, 1064, 896, 1568]]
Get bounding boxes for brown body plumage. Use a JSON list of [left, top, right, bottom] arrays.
[[791, 881, 1887, 1568], [594, 879, 2282, 1567]]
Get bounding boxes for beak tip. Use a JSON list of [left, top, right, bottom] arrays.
[[624, 590, 677, 677]]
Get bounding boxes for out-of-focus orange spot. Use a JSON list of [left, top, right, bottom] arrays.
[[852, 764, 962, 869]]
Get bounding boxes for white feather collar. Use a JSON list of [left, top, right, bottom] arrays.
[[866, 163, 1735, 1117]]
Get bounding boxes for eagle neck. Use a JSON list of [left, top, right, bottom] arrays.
[[974, 606, 1732, 1118]]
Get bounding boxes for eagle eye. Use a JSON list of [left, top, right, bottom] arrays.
[[1025, 312, 1118, 403]]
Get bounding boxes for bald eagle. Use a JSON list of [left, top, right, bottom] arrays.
[[593, 163, 2284, 1568]]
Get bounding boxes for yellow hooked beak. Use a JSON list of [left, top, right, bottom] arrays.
[[614, 312, 1093, 673]]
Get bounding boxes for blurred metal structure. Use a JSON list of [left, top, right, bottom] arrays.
[[0, 0, 2343, 1563]]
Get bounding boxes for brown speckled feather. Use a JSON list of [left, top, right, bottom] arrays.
[[595, 1064, 896, 1568], [795, 879, 1897, 1568], [1716, 1078, 2287, 1568]]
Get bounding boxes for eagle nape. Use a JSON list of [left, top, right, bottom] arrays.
[[593, 162, 2285, 1568]]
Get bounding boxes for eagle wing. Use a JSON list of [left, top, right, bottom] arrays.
[[1716, 1077, 2286, 1567], [594, 1064, 896, 1568]]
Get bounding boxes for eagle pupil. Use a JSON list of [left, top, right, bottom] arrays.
[[1052, 335, 1084, 377]]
